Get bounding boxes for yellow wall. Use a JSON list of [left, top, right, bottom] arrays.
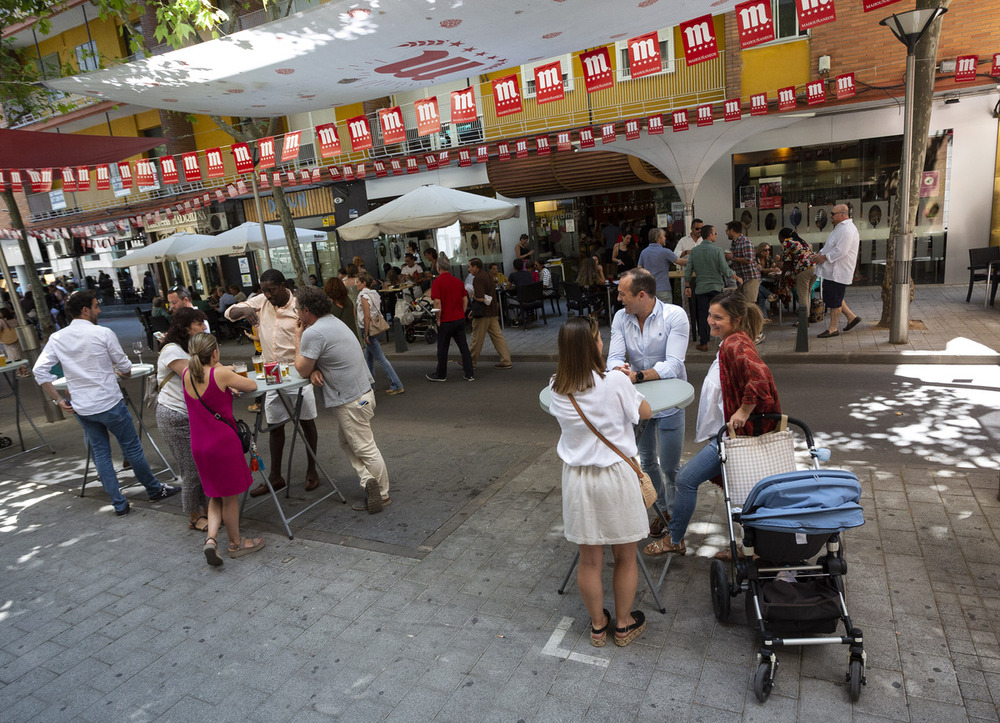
[[32, 14, 126, 71], [741, 39, 811, 98]]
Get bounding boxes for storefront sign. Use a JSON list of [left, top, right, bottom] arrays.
[[424, 153, 438, 170], [438, 150, 449, 165], [243, 187, 339, 223], [920, 171, 939, 197], [347, 115, 373, 151], [759, 178, 782, 209], [379, 107, 407, 145], [321, 215, 337, 227], [735, 0, 775, 49], [750, 93, 768, 116], [76, 167, 90, 191], [862, 0, 901, 11], [795, 0, 836, 30], [476, 146, 489, 163], [954, 55, 978, 83], [459, 149, 471, 167], [451, 87, 478, 124], [96, 164, 110, 191], [343, 166, 355, 181], [405, 157, 419, 174], [515, 139, 528, 158], [627, 31, 662, 78], [835, 73, 856, 100], [725, 99, 742, 122], [778, 86, 796, 111], [136, 159, 156, 186], [414, 97, 440, 136], [146, 211, 199, 232], [281, 131, 302, 162], [680, 15, 719, 65], [354, 163, 366, 179], [806, 80, 825, 105], [672, 109, 689, 132], [328, 166, 342, 181], [696, 104, 713, 127], [374, 160, 387, 177], [534, 61, 565, 104], [390, 158, 403, 175], [579, 47, 613, 93], [492, 74, 523, 117], [316, 123, 341, 157], [117, 161, 133, 189], [257, 137, 276, 168]]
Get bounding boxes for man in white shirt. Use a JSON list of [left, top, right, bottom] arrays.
[[674, 219, 703, 326], [814, 204, 861, 338], [33, 291, 178, 516], [606, 268, 690, 537]]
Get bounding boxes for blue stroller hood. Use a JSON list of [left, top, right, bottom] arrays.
[[739, 469, 865, 534]]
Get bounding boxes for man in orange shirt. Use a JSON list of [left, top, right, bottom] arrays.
[[426, 254, 475, 382]]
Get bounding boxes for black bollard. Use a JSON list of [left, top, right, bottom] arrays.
[[795, 302, 809, 353]]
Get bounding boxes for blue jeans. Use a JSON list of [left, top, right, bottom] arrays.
[[365, 337, 403, 391], [637, 410, 685, 515], [668, 438, 722, 543], [75, 399, 163, 512], [757, 284, 770, 319]]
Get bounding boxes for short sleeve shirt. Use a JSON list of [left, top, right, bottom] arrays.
[[156, 342, 189, 413], [299, 315, 374, 408], [431, 272, 467, 323]]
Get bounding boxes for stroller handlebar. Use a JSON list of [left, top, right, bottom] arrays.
[[715, 413, 816, 449]]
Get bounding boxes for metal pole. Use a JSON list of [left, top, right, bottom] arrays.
[[250, 173, 272, 270], [889, 51, 916, 344]]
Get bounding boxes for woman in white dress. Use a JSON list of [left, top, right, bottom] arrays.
[[547, 316, 652, 647]]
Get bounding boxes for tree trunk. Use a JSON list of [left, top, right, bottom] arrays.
[[2, 188, 55, 339], [878, 0, 950, 327]]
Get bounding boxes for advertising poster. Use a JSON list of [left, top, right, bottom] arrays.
[[740, 186, 757, 208], [758, 178, 782, 210]]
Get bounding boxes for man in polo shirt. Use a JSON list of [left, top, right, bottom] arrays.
[[33, 291, 178, 516], [607, 268, 689, 539], [426, 254, 475, 382], [637, 227, 679, 304], [226, 268, 320, 496]]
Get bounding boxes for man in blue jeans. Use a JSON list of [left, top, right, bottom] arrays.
[[606, 268, 689, 537], [34, 290, 178, 516]]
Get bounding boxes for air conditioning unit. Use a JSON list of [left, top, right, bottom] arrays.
[[209, 213, 229, 232], [50, 240, 66, 257]]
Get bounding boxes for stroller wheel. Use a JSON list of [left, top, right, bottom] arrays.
[[710, 559, 731, 623], [405, 328, 416, 343], [848, 658, 865, 702], [424, 328, 437, 344], [753, 660, 775, 702]]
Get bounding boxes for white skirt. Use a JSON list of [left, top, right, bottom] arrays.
[[562, 460, 649, 546]]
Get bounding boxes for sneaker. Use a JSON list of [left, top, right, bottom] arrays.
[[426, 374, 447, 382], [115, 503, 131, 517], [386, 387, 405, 396], [494, 363, 513, 370], [754, 333, 766, 345], [147, 485, 180, 501], [464, 375, 475, 382]]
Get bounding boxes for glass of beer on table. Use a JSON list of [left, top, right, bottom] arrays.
[[252, 355, 263, 375], [233, 361, 248, 377]]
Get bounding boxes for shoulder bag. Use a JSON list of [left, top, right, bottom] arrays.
[[567, 393, 656, 508], [143, 369, 175, 414], [362, 291, 391, 336], [190, 370, 253, 454]]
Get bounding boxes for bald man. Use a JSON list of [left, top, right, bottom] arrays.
[[814, 204, 861, 338]]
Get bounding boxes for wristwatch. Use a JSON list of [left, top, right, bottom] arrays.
[[635, 371, 645, 383]]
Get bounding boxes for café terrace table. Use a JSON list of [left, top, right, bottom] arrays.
[[238, 370, 346, 539], [0, 359, 55, 462], [52, 363, 176, 496], [539, 376, 696, 613]]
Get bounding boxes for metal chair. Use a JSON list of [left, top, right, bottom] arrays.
[[542, 284, 561, 315], [561, 281, 592, 317], [507, 282, 547, 329], [966, 247, 1000, 304]]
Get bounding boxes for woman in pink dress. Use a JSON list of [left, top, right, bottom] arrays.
[[182, 333, 264, 566]]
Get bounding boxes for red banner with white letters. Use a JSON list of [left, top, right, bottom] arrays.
[[625, 119, 640, 141], [579, 127, 595, 148], [955, 55, 978, 82], [117, 162, 133, 189], [579, 47, 613, 93], [257, 137, 276, 168], [992, 53, 1000, 77], [795, 0, 836, 30], [498, 141, 511, 161], [536, 135, 551, 155], [205, 148, 225, 178], [328, 166, 342, 182], [414, 98, 440, 136], [806, 80, 825, 105], [405, 157, 419, 174], [672, 109, 689, 132], [75, 167, 90, 191], [160, 156, 179, 184], [725, 99, 742, 122], [647, 114, 664, 134], [534, 61, 565, 104], [696, 104, 714, 127], [492, 74, 523, 117], [438, 151, 449, 165], [777, 86, 797, 111], [627, 32, 662, 78], [281, 131, 302, 162], [373, 160, 387, 178], [601, 123, 616, 144], [556, 131, 571, 151], [835, 73, 856, 100], [390, 159, 403, 175], [424, 153, 438, 170], [735, 0, 775, 49], [342, 165, 354, 181], [355, 163, 366, 179], [95, 164, 110, 191], [379, 107, 407, 144], [680, 15, 719, 65], [476, 146, 489, 163], [315, 123, 341, 157], [136, 159, 156, 186], [451, 87, 478, 124], [514, 139, 528, 159], [232, 143, 255, 173], [347, 115, 373, 151], [458, 149, 471, 167], [60, 167, 77, 193]]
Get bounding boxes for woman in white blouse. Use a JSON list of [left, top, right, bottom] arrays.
[[547, 316, 652, 647]]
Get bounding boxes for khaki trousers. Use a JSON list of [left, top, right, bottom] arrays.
[[331, 389, 389, 496], [795, 266, 817, 308], [470, 316, 511, 366], [741, 278, 761, 307]]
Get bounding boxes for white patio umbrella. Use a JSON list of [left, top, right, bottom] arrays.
[[111, 232, 214, 268], [336, 185, 520, 241], [203, 222, 327, 258]]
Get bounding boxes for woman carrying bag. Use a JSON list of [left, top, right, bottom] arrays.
[[546, 316, 653, 647], [182, 333, 265, 566], [356, 272, 404, 396]]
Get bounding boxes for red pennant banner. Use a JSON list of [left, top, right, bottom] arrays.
[[76, 167, 90, 191], [451, 87, 478, 124], [424, 153, 438, 170], [625, 119, 640, 141], [751, 92, 769, 115], [862, 0, 901, 11], [556, 131, 571, 151], [206, 148, 225, 178], [328, 166, 342, 181], [405, 157, 419, 175], [214, 189, 226, 202], [257, 172, 269, 189], [232, 143, 254, 173], [237, 180, 248, 195], [226, 184, 238, 199], [27, 169, 52, 193], [680, 15, 719, 65], [580, 47, 613, 93], [378, 107, 407, 145], [476, 146, 489, 163], [414, 97, 440, 137], [735, 0, 775, 49], [315, 123, 341, 157], [627, 32, 662, 78], [355, 163, 366, 179], [498, 142, 511, 161], [181, 152, 201, 181], [795, 0, 836, 30], [272, 172, 282, 187], [458, 149, 472, 167], [534, 61, 565, 104], [193, 195, 203, 208], [601, 123, 617, 144], [281, 131, 302, 162], [342, 165, 355, 182], [492, 74, 523, 117], [834, 73, 855, 99], [806, 80, 826, 105], [777, 86, 796, 111], [438, 151, 449, 165], [0, 170, 6, 192], [579, 127, 595, 148], [696, 104, 714, 127], [117, 162, 133, 189], [300, 170, 310, 184], [256, 137, 276, 168], [955, 55, 978, 83], [374, 159, 388, 177], [160, 156, 179, 184], [202, 192, 211, 205], [286, 171, 297, 186], [537, 135, 551, 155], [390, 158, 403, 175], [724, 99, 742, 122], [992, 53, 1000, 77], [647, 114, 664, 134], [136, 159, 156, 186], [60, 168, 77, 193], [311, 168, 321, 184], [515, 139, 528, 159], [672, 109, 689, 132], [347, 115, 373, 151]]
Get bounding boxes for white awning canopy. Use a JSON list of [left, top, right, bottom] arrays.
[[45, 0, 737, 116], [111, 232, 215, 267], [172, 222, 326, 262]]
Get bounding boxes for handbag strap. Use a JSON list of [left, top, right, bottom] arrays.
[[156, 370, 176, 393], [188, 368, 238, 435], [567, 393, 643, 480]]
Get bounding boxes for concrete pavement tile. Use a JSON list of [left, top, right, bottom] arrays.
[[906, 695, 970, 722], [339, 695, 394, 722], [706, 624, 756, 664], [1, 694, 49, 721], [792, 676, 852, 722], [848, 592, 893, 626], [894, 616, 950, 657], [469, 637, 528, 682], [532, 694, 592, 723], [875, 491, 911, 510], [383, 683, 448, 722], [602, 639, 659, 690], [245, 675, 318, 721], [386, 599, 441, 630], [798, 643, 847, 682], [901, 650, 963, 704], [290, 613, 354, 653], [0, 640, 65, 684], [398, 622, 459, 661], [329, 587, 388, 622], [449, 612, 511, 653], [693, 659, 748, 713], [966, 699, 1000, 720], [547, 658, 607, 705], [353, 634, 408, 674], [850, 666, 909, 720], [414, 647, 482, 693], [582, 678, 645, 722], [494, 668, 558, 713], [434, 674, 504, 722], [960, 679, 995, 702], [158, 694, 217, 722], [878, 509, 917, 532], [638, 668, 699, 715], [34, 684, 106, 720], [79, 683, 180, 722]]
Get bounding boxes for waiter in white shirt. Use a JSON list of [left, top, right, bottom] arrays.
[[33, 291, 179, 516]]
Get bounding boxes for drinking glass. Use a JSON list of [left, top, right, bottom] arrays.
[[132, 341, 143, 365]]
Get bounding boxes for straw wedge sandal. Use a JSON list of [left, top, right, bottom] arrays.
[[590, 608, 612, 647], [228, 536, 266, 558], [203, 537, 224, 567], [644, 538, 686, 556], [614, 611, 646, 647]]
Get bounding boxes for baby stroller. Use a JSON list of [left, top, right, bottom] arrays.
[[710, 414, 866, 703], [402, 296, 438, 345]]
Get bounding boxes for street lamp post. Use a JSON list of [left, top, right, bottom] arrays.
[[879, 6, 947, 345]]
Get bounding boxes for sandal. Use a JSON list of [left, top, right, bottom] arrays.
[[590, 608, 612, 648], [614, 610, 646, 647], [203, 537, 223, 566], [189, 515, 209, 532], [644, 538, 686, 556], [228, 536, 266, 558], [714, 545, 746, 561], [648, 515, 670, 539]]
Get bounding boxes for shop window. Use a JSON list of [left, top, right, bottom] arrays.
[[615, 30, 675, 80], [75, 41, 99, 72]]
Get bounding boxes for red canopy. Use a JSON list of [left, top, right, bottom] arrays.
[[0, 128, 168, 170]]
